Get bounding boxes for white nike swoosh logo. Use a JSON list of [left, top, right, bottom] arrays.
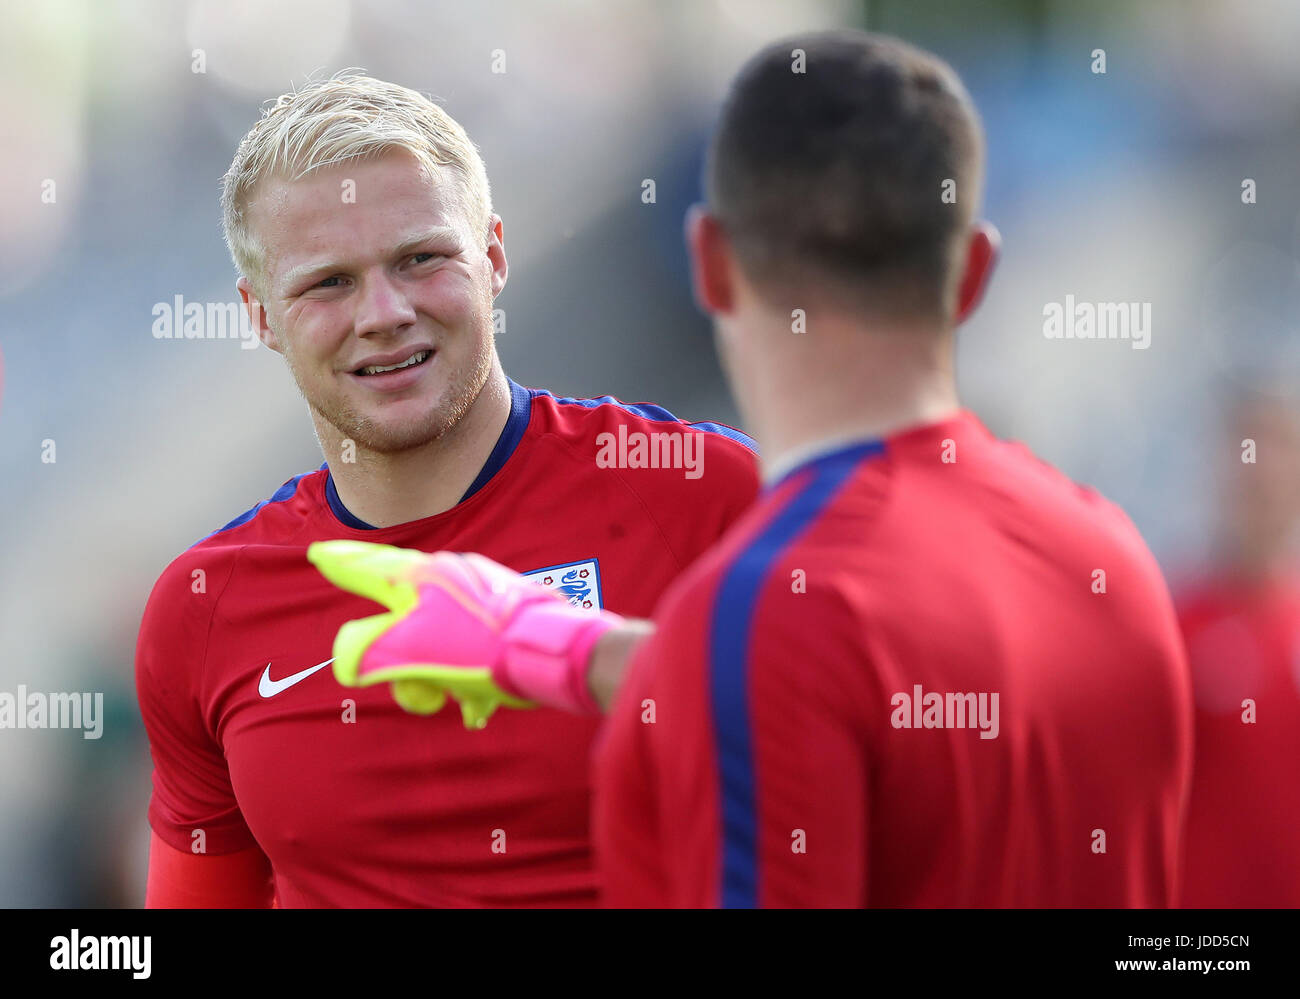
[[258, 658, 335, 698]]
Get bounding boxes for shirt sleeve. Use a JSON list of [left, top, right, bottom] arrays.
[[145, 831, 274, 909], [592, 635, 670, 907], [608, 426, 761, 575], [599, 559, 873, 908], [688, 429, 761, 549], [743, 589, 872, 908], [135, 549, 259, 856]]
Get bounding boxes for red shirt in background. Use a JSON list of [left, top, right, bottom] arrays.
[[1176, 573, 1300, 907]]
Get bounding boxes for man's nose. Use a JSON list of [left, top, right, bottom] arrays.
[[356, 271, 418, 337]]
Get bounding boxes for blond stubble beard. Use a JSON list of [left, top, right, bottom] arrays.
[[286, 319, 496, 456]]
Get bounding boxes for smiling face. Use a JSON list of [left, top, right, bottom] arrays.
[[239, 148, 506, 454]]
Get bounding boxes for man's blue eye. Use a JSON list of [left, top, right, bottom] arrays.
[[412, 253, 435, 264], [317, 276, 341, 288]]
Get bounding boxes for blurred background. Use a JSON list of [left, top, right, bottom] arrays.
[[3, 0, 1299, 906]]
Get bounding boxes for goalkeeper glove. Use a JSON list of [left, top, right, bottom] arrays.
[[306, 540, 621, 729]]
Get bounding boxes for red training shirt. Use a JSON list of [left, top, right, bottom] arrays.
[[136, 379, 758, 907], [595, 410, 1193, 907], [1176, 573, 1300, 907]]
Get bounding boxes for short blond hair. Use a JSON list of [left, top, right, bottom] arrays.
[[221, 71, 493, 295]]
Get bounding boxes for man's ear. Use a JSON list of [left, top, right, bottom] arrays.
[[237, 277, 279, 352], [684, 204, 735, 316], [486, 214, 508, 298], [953, 221, 1000, 326]]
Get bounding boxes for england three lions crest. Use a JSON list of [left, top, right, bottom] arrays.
[[522, 558, 603, 610]]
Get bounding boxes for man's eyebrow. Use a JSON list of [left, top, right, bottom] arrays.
[[278, 226, 465, 291], [393, 226, 464, 256], [280, 259, 342, 291]]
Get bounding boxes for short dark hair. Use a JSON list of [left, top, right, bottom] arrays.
[[706, 30, 984, 321]]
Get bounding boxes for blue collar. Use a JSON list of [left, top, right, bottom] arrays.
[[323, 377, 534, 530]]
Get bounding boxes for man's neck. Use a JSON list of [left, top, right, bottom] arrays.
[[734, 310, 961, 484], [318, 363, 512, 528]]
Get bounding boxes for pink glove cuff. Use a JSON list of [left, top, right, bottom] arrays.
[[494, 600, 622, 714]]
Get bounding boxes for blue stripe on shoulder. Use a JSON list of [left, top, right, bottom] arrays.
[[192, 470, 317, 547], [707, 438, 884, 907], [536, 388, 758, 454]]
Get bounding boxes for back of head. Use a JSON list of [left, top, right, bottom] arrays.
[[707, 30, 984, 324]]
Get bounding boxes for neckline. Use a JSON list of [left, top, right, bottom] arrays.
[[322, 377, 534, 530], [765, 409, 978, 489]]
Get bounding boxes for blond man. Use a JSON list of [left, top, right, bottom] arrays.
[[135, 74, 758, 907]]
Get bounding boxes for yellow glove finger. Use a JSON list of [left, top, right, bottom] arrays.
[[391, 678, 448, 716], [331, 609, 408, 688], [331, 611, 452, 718], [307, 540, 431, 613]]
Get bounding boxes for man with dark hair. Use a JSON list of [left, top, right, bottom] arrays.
[[311, 31, 1193, 907], [707, 32, 983, 322]]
